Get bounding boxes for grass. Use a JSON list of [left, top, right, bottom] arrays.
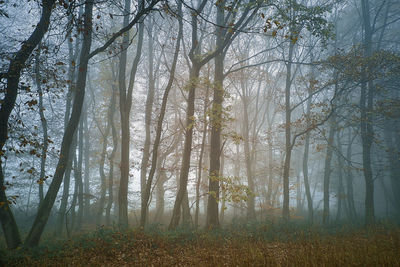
[[2, 222, 400, 266]]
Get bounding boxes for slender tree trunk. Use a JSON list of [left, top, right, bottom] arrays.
[[323, 114, 336, 225], [35, 46, 48, 205], [118, 0, 145, 229], [266, 131, 274, 207], [154, 157, 166, 223], [96, 114, 110, 223], [70, 156, 78, 231], [344, 128, 357, 220], [242, 95, 256, 220], [282, 41, 294, 222], [24, 0, 93, 247], [360, 0, 375, 226], [83, 105, 90, 221], [195, 87, 209, 228], [169, 65, 200, 230], [140, 2, 183, 227], [75, 118, 84, 231], [0, 0, 56, 249], [302, 113, 313, 223], [55, 13, 80, 235], [105, 127, 116, 226], [139, 18, 155, 223], [106, 63, 118, 226], [383, 122, 400, 214], [219, 153, 226, 224], [336, 132, 345, 222], [55, 137, 75, 236]]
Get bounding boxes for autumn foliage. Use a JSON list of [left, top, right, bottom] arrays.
[[3, 223, 400, 266]]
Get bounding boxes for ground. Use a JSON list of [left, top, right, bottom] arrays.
[[2, 223, 400, 266]]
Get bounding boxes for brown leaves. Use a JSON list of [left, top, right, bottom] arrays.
[[6, 227, 400, 266]]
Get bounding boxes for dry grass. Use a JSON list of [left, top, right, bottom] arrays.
[[4, 225, 400, 266]]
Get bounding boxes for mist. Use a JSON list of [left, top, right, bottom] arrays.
[[1, 0, 399, 265]]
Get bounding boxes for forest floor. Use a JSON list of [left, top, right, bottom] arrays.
[[2, 222, 400, 266]]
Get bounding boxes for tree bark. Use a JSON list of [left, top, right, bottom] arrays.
[[140, 1, 183, 227], [302, 96, 313, 223], [282, 41, 294, 222], [346, 128, 357, 220], [360, 0, 375, 226], [118, 0, 145, 230], [195, 86, 209, 228], [35, 45, 48, 205], [83, 105, 90, 221], [24, 0, 93, 247], [106, 93, 117, 226], [168, 65, 200, 230], [0, 0, 56, 249], [139, 18, 156, 224], [322, 114, 336, 225], [206, 2, 225, 228]]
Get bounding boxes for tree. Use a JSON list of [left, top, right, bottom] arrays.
[[0, 0, 56, 249]]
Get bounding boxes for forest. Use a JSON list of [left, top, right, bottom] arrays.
[[0, 0, 400, 265]]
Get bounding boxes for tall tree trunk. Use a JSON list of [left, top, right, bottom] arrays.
[[70, 156, 78, 232], [302, 61, 314, 223], [55, 137, 75, 236], [266, 130, 274, 208], [95, 93, 112, 223], [75, 118, 84, 231], [106, 86, 117, 226], [0, 0, 56, 249], [118, 0, 145, 230], [83, 105, 90, 221], [154, 157, 166, 223], [24, 0, 93, 247], [302, 104, 313, 223], [139, 18, 155, 224], [169, 64, 200, 230], [219, 153, 226, 224], [242, 94, 255, 220], [322, 114, 336, 225], [206, 2, 225, 228], [182, 191, 191, 226], [35, 45, 48, 205], [383, 122, 400, 214], [360, 0, 375, 226], [195, 86, 209, 228], [282, 41, 294, 222], [168, 1, 207, 229], [55, 12, 81, 235], [140, 2, 183, 227], [346, 128, 357, 220], [335, 132, 345, 222]]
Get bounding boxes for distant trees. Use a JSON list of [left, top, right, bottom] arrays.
[[0, 0, 399, 251]]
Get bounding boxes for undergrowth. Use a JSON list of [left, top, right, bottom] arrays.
[[2, 222, 400, 266]]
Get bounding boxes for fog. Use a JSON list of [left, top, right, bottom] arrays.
[[0, 0, 399, 257]]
